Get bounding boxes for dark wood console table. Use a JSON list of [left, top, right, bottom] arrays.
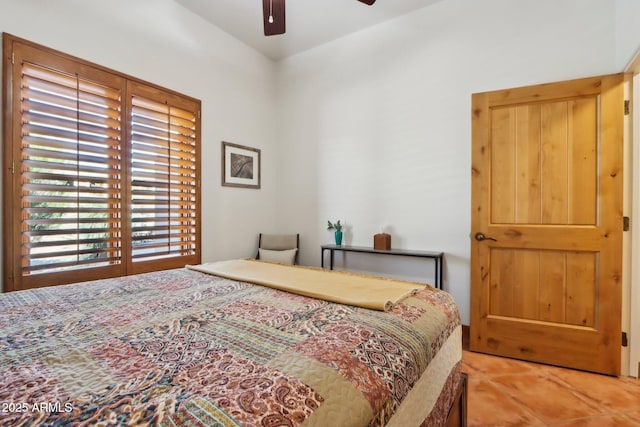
[[321, 244, 444, 289]]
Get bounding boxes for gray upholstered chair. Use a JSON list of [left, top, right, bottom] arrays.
[[256, 233, 300, 265]]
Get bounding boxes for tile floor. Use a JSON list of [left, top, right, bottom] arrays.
[[462, 350, 640, 426]]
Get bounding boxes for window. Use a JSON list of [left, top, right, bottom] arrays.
[[3, 34, 201, 291]]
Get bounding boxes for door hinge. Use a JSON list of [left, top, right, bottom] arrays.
[[197, 110, 201, 119], [622, 331, 628, 347], [624, 216, 630, 231], [11, 161, 15, 175], [624, 100, 630, 115]]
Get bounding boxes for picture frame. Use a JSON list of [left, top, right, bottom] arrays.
[[221, 141, 261, 189]]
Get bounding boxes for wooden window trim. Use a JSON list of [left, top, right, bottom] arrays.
[[2, 33, 201, 291]]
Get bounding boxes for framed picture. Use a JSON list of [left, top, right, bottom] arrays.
[[221, 141, 261, 189]]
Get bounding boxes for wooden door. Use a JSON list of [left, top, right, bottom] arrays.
[[470, 74, 624, 375]]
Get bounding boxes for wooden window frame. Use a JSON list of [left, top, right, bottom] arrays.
[[2, 33, 201, 291]]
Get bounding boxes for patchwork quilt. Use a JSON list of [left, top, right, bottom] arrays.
[[0, 266, 460, 426]]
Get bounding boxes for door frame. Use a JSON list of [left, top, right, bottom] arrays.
[[628, 50, 640, 378]]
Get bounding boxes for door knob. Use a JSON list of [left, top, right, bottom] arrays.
[[475, 232, 497, 242]]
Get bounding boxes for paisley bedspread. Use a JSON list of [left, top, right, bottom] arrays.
[[0, 264, 461, 427]]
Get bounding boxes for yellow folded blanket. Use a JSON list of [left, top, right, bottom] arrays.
[[187, 259, 427, 311]]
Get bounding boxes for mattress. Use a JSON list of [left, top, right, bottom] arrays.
[[0, 262, 461, 426]]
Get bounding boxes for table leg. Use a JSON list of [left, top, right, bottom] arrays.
[[330, 249, 334, 270]]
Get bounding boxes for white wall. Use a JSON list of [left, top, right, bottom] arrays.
[[0, 0, 278, 290], [275, 0, 619, 324], [616, 0, 640, 70]]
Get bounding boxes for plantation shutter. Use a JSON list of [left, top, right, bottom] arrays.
[[4, 36, 201, 291], [18, 59, 124, 286], [128, 82, 200, 273]]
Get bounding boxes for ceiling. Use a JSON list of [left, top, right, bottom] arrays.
[[174, 0, 441, 60]]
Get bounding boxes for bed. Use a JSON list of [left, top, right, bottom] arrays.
[[0, 259, 465, 426]]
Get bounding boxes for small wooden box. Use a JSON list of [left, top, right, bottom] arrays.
[[374, 233, 391, 250]]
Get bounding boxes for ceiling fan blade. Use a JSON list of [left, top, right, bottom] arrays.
[[263, 0, 286, 36], [357, 0, 376, 5]]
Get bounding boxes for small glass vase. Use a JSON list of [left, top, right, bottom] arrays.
[[334, 230, 343, 246]]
